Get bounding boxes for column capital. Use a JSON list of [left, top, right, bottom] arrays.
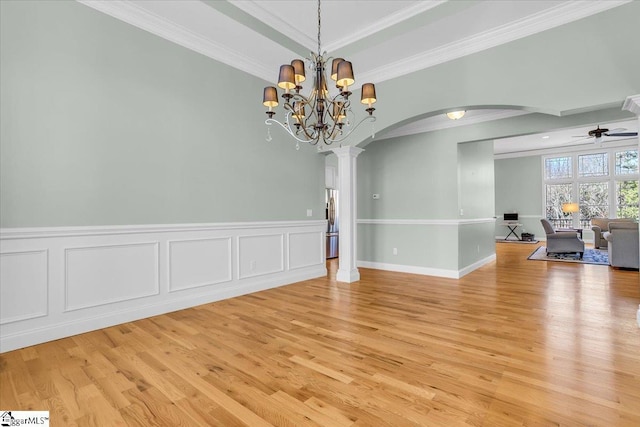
[[331, 146, 364, 158], [622, 94, 640, 115]]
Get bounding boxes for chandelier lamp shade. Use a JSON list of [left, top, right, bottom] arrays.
[[262, 0, 377, 149]]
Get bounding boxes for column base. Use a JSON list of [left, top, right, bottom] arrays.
[[336, 268, 360, 283]]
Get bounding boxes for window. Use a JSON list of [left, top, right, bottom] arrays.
[[545, 156, 571, 180], [579, 182, 609, 219], [543, 147, 639, 228], [617, 180, 639, 219], [578, 152, 608, 177], [615, 150, 639, 175], [545, 183, 572, 228]]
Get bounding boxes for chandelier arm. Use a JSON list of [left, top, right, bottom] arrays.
[[325, 115, 377, 144], [265, 118, 318, 144], [286, 105, 321, 143]]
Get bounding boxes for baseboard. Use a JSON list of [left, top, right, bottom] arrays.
[[358, 255, 496, 279], [358, 261, 459, 279], [458, 254, 497, 278]]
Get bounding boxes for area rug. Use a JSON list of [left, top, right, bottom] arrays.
[[528, 246, 609, 265]]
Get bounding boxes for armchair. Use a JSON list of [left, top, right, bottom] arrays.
[[540, 219, 585, 258], [591, 217, 636, 249], [603, 222, 639, 269]]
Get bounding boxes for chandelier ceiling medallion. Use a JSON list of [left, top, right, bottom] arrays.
[[262, 0, 378, 150]]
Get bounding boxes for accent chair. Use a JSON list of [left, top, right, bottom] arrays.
[[540, 219, 585, 259], [591, 217, 636, 249], [603, 222, 639, 269]]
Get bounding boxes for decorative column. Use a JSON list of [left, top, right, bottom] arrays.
[[622, 94, 640, 270], [332, 146, 364, 283]]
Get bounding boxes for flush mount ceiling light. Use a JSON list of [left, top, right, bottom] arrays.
[[262, 0, 377, 150], [446, 110, 466, 120]]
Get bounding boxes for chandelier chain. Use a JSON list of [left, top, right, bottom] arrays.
[[317, 0, 321, 57]]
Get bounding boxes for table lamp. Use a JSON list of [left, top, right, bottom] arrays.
[[562, 203, 579, 214]]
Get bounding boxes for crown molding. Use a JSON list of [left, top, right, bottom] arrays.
[[622, 95, 640, 116], [77, 0, 273, 82], [358, 0, 631, 84]]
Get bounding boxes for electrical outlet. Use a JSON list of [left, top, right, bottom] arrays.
[[306, 209, 312, 217], [460, 209, 464, 216], [393, 248, 398, 255], [250, 260, 256, 270]]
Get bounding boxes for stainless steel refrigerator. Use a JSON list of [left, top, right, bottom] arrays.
[[326, 189, 339, 259]]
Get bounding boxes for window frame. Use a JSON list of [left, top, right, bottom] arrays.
[[542, 145, 639, 228]]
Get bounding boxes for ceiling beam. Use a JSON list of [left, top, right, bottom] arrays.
[[202, 0, 309, 57]]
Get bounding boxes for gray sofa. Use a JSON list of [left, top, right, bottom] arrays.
[[540, 219, 585, 258], [603, 222, 639, 269], [591, 217, 636, 249]]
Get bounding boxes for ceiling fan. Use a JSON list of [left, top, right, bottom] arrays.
[[572, 125, 638, 143]]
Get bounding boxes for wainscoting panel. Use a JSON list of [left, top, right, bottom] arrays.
[[238, 234, 284, 279], [65, 243, 160, 312], [0, 220, 326, 352], [0, 250, 48, 324], [288, 231, 324, 270], [168, 237, 232, 292]]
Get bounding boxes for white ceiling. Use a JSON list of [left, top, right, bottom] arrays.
[[78, 0, 637, 154]]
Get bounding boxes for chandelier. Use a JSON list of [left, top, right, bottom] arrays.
[[262, 0, 378, 150]]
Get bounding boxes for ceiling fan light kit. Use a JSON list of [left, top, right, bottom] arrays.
[[262, 0, 377, 150], [572, 125, 638, 144]]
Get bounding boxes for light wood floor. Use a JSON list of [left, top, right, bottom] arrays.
[[1, 243, 639, 426]]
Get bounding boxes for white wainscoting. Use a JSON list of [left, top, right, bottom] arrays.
[[0, 220, 326, 353]]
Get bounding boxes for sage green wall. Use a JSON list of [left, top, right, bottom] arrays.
[[357, 132, 460, 271], [357, 134, 498, 272], [0, 1, 324, 227], [358, 224, 459, 271], [458, 141, 495, 219], [457, 140, 496, 267], [458, 222, 496, 268], [494, 156, 543, 238], [358, 133, 459, 220]]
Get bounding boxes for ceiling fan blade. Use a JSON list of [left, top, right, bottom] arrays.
[[606, 127, 626, 133], [605, 132, 638, 137]]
